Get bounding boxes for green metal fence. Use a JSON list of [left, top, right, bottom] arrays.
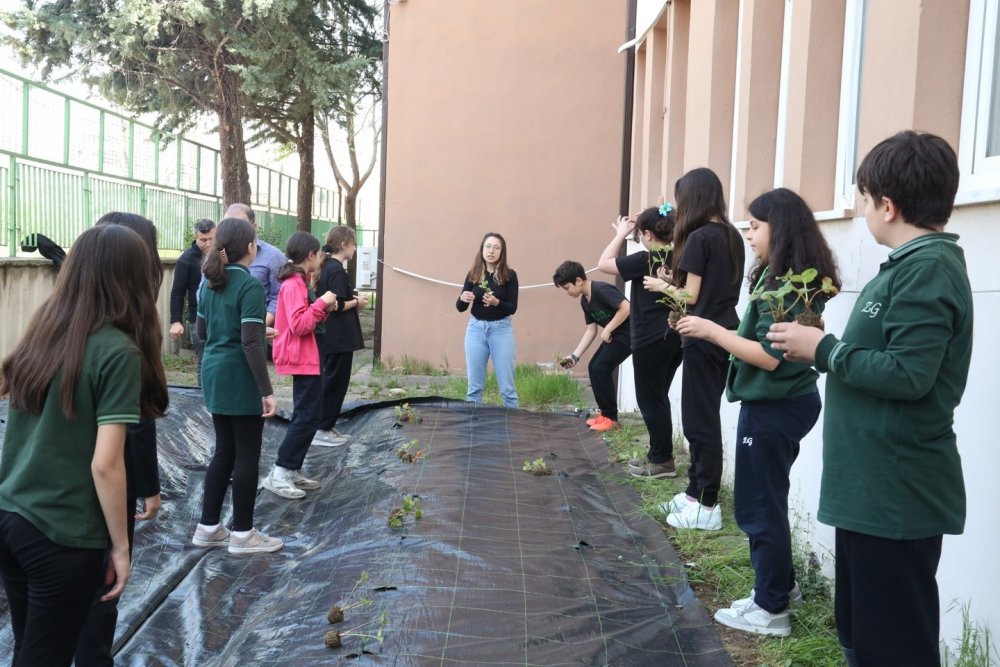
[[0, 67, 353, 255]]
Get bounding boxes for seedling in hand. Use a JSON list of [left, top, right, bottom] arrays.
[[753, 268, 838, 328]]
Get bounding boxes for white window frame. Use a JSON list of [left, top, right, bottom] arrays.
[[957, 0, 1000, 204], [833, 0, 867, 211]]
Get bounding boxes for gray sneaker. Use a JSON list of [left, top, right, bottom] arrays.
[[228, 528, 283, 554], [628, 459, 677, 479], [714, 601, 791, 637], [729, 583, 804, 612], [192, 523, 231, 547], [313, 429, 351, 447], [289, 469, 321, 490]]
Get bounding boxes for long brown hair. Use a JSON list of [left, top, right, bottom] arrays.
[[96, 212, 163, 292], [0, 225, 168, 419], [671, 167, 741, 288], [203, 218, 257, 291], [465, 232, 511, 285], [278, 231, 321, 282]]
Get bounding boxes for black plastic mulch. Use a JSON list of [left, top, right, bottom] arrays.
[[0, 390, 732, 666]]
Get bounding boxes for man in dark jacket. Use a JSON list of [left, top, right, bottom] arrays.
[[169, 218, 215, 384]]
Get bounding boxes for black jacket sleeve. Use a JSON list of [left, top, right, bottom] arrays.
[[496, 271, 518, 317], [170, 255, 189, 324], [456, 278, 473, 312]]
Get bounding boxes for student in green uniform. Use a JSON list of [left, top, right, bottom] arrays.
[[676, 188, 840, 638], [0, 224, 168, 667], [191, 218, 283, 555], [768, 131, 971, 666]]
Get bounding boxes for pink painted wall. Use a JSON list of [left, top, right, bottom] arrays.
[[381, 1, 629, 373]]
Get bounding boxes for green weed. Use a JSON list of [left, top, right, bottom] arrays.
[[942, 602, 998, 667]]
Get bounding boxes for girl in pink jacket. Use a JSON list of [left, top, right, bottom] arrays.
[[264, 232, 338, 499]]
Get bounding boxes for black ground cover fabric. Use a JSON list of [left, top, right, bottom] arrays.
[[0, 391, 731, 666]]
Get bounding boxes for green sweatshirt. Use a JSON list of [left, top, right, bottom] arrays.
[[814, 233, 972, 539]]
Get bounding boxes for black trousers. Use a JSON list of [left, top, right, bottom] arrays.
[[276, 374, 323, 470], [631, 334, 683, 464], [835, 529, 943, 667], [681, 339, 729, 507], [0, 510, 105, 667], [319, 350, 354, 430], [201, 414, 265, 532], [588, 339, 632, 421], [733, 394, 821, 613]]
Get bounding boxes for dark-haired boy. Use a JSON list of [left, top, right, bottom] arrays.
[[768, 131, 972, 667], [553, 260, 631, 431]]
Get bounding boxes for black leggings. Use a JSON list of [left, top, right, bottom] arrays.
[[201, 414, 265, 532]]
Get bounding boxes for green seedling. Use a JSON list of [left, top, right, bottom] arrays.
[[752, 268, 838, 327], [388, 495, 422, 528], [327, 571, 373, 625], [522, 457, 553, 476], [324, 611, 387, 650], [478, 278, 493, 298], [395, 402, 422, 423], [397, 438, 424, 463], [657, 289, 692, 327]]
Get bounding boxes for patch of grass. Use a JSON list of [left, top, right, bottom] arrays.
[[601, 413, 843, 666], [161, 353, 196, 373], [442, 364, 583, 408], [942, 602, 998, 667], [376, 354, 444, 376]]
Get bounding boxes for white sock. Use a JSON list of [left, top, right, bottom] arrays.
[[231, 529, 253, 539], [198, 523, 220, 532]]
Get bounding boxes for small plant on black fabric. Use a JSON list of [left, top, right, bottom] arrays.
[[388, 495, 422, 528], [395, 402, 422, 423], [324, 611, 387, 650], [327, 570, 373, 625], [397, 439, 424, 463], [522, 457, 553, 476]]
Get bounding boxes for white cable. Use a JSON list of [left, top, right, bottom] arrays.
[[378, 260, 604, 290]]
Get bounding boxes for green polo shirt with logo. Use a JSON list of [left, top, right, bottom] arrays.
[[814, 233, 972, 539], [198, 265, 268, 415], [0, 326, 141, 549], [726, 270, 823, 403]]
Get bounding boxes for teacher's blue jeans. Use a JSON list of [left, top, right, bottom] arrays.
[[465, 316, 518, 408]]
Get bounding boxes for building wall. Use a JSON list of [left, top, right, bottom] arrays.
[[379, 0, 630, 372], [627, 0, 999, 653]]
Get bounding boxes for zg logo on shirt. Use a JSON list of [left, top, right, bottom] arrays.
[[861, 301, 882, 318], [741, 437, 753, 447]]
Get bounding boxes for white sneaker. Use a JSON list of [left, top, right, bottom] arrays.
[[263, 467, 306, 499], [714, 601, 791, 637], [730, 583, 804, 612], [666, 502, 722, 531], [228, 528, 283, 554], [192, 523, 231, 547], [658, 492, 697, 515], [288, 469, 321, 490]]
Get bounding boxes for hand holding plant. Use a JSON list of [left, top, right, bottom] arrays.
[[753, 268, 838, 328]]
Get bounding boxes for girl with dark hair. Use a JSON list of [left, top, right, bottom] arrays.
[[645, 167, 744, 531], [263, 232, 338, 499], [191, 217, 282, 554], [675, 187, 840, 637], [316, 226, 368, 441], [456, 232, 519, 408], [77, 212, 166, 666], [597, 205, 683, 478], [0, 224, 168, 666]]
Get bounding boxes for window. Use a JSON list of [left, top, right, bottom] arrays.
[[833, 0, 868, 210], [959, 0, 1000, 199]]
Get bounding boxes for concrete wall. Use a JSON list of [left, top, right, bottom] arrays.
[[380, 0, 630, 372], [0, 258, 180, 358]]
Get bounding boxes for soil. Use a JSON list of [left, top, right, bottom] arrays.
[[327, 607, 345, 624], [668, 310, 682, 328], [795, 310, 823, 329], [323, 630, 342, 648]]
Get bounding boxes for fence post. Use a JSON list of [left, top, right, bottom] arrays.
[[82, 171, 92, 229], [127, 121, 135, 180], [21, 83, 30, 155], [8, 155, 18, 257], [63, 97, 71, 166], [97, 110, 105, 172]]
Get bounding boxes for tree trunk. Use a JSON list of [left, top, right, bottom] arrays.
[[216, 67, 252, 206], [295, 109, 315, 232], [343, 189, 357, 227]]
